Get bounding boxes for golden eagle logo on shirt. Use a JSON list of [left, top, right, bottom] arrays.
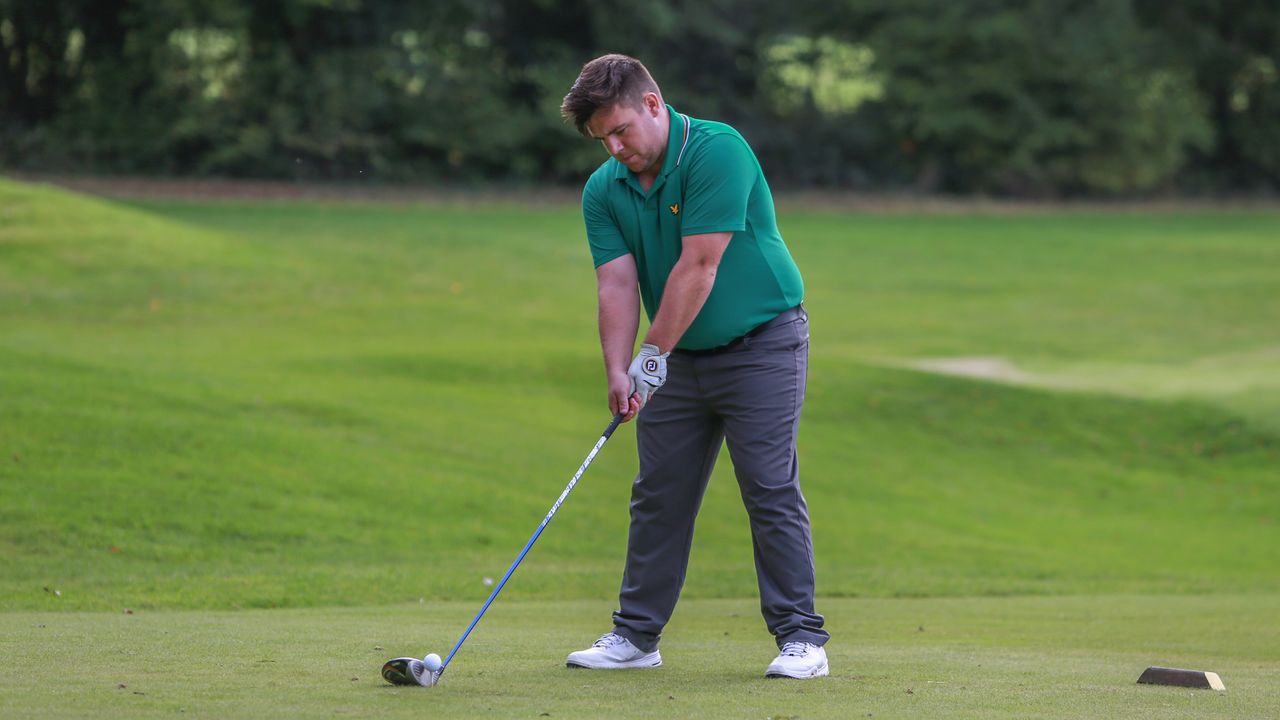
[[669, 203, 680, 216]]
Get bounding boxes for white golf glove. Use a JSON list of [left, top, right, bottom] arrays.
[[627, 343, 669, 406]]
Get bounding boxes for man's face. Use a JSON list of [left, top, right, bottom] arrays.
[[585, 94, 666, 177]]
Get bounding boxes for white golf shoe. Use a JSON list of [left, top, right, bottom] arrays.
[[765, 641, 829, 679], [566, 632, 662, 669]]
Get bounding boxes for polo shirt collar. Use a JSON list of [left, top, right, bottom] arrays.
[[658, 104, 690, 178]]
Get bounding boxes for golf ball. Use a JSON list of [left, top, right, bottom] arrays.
[[422, 653, 442, 672]]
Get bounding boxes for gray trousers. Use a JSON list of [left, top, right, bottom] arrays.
[[612, 306, 828, 652]]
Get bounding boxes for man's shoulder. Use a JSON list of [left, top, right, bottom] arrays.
[[687, 114, 742, 138], [583, 157, 621, 196], [683, 115, 756, 169], [686, 115, 748, 146]]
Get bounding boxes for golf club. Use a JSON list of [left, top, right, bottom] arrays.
[[382, 413, 625, 687]]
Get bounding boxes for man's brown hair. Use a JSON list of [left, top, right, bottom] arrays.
[[561, 54, 662, 136]]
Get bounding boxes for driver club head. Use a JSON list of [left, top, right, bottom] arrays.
[[381, 657, 440, 687]]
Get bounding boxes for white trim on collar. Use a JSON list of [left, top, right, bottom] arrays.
[[674, 113, 691, 168]]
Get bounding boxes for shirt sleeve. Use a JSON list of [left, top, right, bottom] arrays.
[[583, 175, 629, 269], [680, 132, 756, 236]]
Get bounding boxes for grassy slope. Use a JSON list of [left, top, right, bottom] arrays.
[[1, 178, 1278, 613], [786, 209, 1280, 437]]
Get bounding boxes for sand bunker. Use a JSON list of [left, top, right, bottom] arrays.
[[907, 356, 1031, 383]]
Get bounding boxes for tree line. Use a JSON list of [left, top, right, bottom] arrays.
[[1, 0, 1276, 196]]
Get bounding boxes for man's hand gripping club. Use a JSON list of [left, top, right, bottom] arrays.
[[605, 344, 667, 423], [627, 343, 669, 408]]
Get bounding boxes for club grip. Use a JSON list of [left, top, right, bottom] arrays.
[[602, 413, 624, 440]]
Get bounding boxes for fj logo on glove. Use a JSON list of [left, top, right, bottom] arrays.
[[669, 203, 680, 215], [628, 343, 670, 406]]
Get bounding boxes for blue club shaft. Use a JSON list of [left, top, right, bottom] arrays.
[[439, 414, 624, 672]]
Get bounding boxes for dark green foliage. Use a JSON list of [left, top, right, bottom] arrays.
[[0, 0, 1275, 194], [807, 0, 1218, 194], [1133, 0, 1280, 190]]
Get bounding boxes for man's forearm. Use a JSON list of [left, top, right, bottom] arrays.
[[598, 280, 640, 374], [643, 257, 717, 353]]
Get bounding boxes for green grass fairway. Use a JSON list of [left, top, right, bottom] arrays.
[[4, 596, 1277, 719], [2, 177, 1278, 716]]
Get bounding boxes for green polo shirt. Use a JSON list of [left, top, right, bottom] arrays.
[[582, 105, 804, 351]]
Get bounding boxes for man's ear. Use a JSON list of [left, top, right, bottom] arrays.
[[642, 92, 662, 116]]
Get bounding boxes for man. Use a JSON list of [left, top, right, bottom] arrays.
[[559, 54, 828, 679]]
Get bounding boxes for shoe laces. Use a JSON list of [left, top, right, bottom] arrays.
[[779, 641, 815, 657], [593, 633, 626, 649]]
